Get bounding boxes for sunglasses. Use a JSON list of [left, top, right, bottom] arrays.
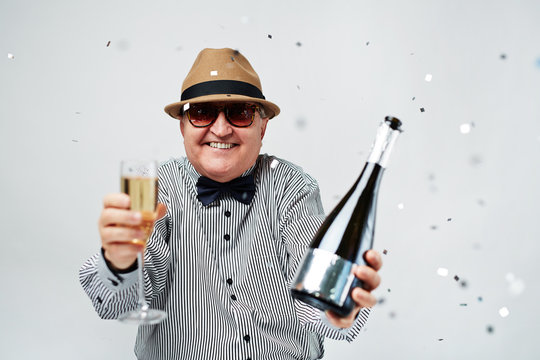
[[184, 103, 261, 128]]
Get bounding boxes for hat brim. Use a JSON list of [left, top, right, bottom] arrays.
[[164, 94, 280, 120]]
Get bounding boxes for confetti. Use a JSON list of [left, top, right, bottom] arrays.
[[377, 297, 386, 304], [106, 41, 111, 47], [477, 199, 486, 206], [7, 53, 15, 59], [295, 117, 307, 129], [478, 296, 483, 302], [506, 272, 526, 296], [460, 123, 472, 134], [454, 275, 460, 281], [72, 139, 79, 142], [536, 58, 540, 68], [268, 34, 272, 39], [387, 288, 391, 293], [397, 203, 404, 210], [499, 307, 510, 318], [389, 311, 396, 318], [210, 70, 218, 76], [420, 107, 425, 112], [437, 268, 449, 277], [296, 85, 300, 90], [430, 225, 438, 230], [366, 41, 370, 46], [486, 325, 494, 334], [383, 249, 388, 255], [296, 42, 302, 47], [437, 339, 444, 341], [459, 303, 467, 307], [270, 159, 280, 169], [412, 97, 416, 101], [500, 53, 507, 60], [447, 218, 452, 221], [183, 103, 190, 112], [460, 280, 468, 288], [469, 154, 483, 166], [425, 74, 433, 82]]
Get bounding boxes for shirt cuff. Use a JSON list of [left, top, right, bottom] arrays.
[[98, 248, 138, 292]]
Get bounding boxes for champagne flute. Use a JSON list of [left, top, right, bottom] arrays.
[[118, 160, 167, 325]]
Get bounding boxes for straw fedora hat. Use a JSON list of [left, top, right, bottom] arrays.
[[164, 48, 280, 120]]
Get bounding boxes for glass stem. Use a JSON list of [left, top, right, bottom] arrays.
[[137, 251, 149, 311]]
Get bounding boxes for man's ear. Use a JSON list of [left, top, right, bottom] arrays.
[[260, 117, 269, 140], [179, 117, 185, 137]]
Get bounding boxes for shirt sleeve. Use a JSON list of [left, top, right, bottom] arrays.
[[79, 167, 172, 319], [277, 165, 370, 342]]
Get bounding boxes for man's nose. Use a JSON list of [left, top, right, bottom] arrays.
[[209, 111, 233, 137]]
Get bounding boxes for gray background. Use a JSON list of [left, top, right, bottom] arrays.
[[1, 0, 539, 359]]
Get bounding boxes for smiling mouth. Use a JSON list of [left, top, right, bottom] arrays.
[[207, 142, 237, 149]]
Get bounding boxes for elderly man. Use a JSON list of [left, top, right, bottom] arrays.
[[80, 48, 382, 360]]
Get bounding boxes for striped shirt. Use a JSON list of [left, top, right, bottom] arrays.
[[79, 154, 370, 360]]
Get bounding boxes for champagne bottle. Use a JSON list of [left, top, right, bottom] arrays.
[[291, 116, 403, 317]]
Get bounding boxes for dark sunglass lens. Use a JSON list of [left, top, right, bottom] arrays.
[[188, 104, 215, 126], [228, 104, 254, 126]]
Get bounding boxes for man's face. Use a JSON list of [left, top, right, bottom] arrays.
[[180, 102, 269, 183]]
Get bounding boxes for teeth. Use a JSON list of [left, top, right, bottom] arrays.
[[209, 142, 234, 149]]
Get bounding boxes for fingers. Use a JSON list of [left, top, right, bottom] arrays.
[[351, 287, 377, 308], [364, 249, 383, 271], [103, 193, 130, 209], [353, 264, 381, 292]]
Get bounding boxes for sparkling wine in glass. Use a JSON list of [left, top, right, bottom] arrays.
[[118, 160, 167, 325]]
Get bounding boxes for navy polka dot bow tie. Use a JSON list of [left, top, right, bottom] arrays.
[[196, 174, 256, 206]]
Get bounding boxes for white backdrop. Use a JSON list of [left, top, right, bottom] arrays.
[[1, 0, 540, 359]]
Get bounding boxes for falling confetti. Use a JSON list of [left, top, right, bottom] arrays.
[[106, 41, 111, 47], [210, 70, 218, 76], [499, 307, 510, 318], [72, 139, 79, 142], [478, 296, 483, 302], [268, 34, 273, 39], [295, 117, 307, 129], [469, 154, 483, 166], [437, 268, 449, 277], [500, 53, 507, 60], [430, 225, 438, 230], [397, 203, 404, 210], [437, 339, 444, 341], [383, 249, 388, 255], [460, 280, 468, 288], [535, 58, 540, 68], [377, 297, 386, 304], [477, 199, 486, 206], [486, 325, 494, 334], [425, 74, 433, 82], [270, 159, 279, 169], [447, 218, 452, 221], [420, 107, 425, 112], [506, 272, 526, 296], [454, 275, 460, 282], [296, 42, 302, 47], [412, 97, 416, 101], [459, 303, 467, 307], [387, 289, 391, 293], [7, 53, 15, 59], [366, 41, 370, 46], [296, 85, 300, 90], [460, 123, 472, 134]]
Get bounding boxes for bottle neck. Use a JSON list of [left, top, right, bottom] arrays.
[[366, 120, 401, 168]]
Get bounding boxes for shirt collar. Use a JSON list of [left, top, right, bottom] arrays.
[[183, 157, 258, 185]]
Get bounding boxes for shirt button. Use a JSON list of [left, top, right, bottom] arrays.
[[226, 278, 233, 285], [243, 335, 250, 342], [224, 210, 231, 217], [231, 294, 237, 300], [224, 234, 231, 241]]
